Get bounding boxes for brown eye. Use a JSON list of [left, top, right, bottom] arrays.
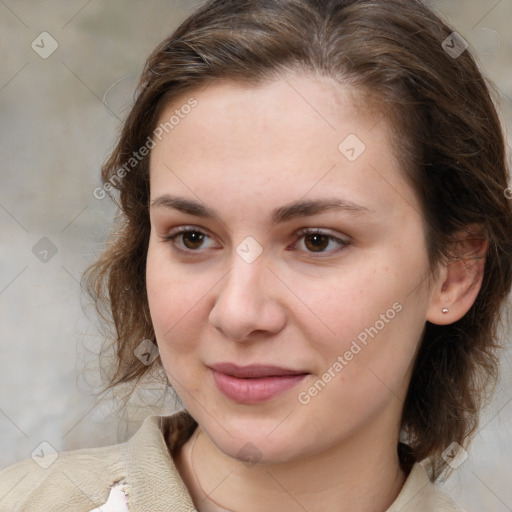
[[181, 231, 205, 250], [293, 229, 349, 255], [163, 227, 217, 253], [304, 233, 330, 252]]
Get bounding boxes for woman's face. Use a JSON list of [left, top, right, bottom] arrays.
[[147, 74, 436, 464]]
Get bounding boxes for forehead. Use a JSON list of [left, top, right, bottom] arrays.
[[148, 74, 419, 222]]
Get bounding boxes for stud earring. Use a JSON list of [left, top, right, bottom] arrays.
[[442, 307, 449, 314]]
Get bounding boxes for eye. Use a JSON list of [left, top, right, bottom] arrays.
[[292, 228, 349, 254], [161, 226, 349, 256], [162, 226, 218, 253]]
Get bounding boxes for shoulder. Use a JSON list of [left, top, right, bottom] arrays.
[[0, 412, 198, 512], [387, 463, 463, 512], [0, 438, 127, 511]]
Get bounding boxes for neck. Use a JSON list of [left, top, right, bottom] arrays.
[[176, 419, 407, 512]]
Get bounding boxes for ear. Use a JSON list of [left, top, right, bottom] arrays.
[[426, 224, 488, 325]]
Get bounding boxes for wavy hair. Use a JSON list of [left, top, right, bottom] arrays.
[[84, 0, 512, 480]]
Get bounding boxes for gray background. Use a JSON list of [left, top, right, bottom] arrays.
[[0, 1, 511, 510]]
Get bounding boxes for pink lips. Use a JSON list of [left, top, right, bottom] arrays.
[[209, 363, 309, 404]]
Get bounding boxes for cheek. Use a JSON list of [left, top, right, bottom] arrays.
[[294, 259, 398, 345], [297, 251, 427, 380], [297, 301, 422, 436], [146, 241, 198, 344], [146, 244, 208, 393], [146, 238, 221, 366]]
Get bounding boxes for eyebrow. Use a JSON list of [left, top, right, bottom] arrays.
[[150, 194, 375, 226]]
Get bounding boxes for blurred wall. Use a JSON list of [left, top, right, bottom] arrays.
[[1, 1, 511, 510]]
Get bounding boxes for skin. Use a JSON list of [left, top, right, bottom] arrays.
[[146, 73, 486, 512]]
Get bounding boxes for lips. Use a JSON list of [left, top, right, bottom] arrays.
[[208, 362, 309, 404], [209, 362, 308, 378]]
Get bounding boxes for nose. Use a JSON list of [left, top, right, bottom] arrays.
[[208, 256, 287, 342]]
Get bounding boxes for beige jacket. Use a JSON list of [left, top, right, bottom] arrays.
[[0, 410, 462, 511]]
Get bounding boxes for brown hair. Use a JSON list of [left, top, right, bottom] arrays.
[[84, 0, 512, 480]]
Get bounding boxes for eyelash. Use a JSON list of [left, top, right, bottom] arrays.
[[161, 225, 350, 256]]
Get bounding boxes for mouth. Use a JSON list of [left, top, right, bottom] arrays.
[[209, 362, 309, 378], [208, 363, 310, 404]]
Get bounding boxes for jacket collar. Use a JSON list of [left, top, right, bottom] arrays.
[[125, 410, 459, 511]]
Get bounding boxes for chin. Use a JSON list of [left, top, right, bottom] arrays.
[[204, 416, 307, 466]]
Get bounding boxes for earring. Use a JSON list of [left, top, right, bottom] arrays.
[[442, 307, 449, 314]]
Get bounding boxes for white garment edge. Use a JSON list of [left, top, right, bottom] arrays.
[[88, 481, 129, 512]]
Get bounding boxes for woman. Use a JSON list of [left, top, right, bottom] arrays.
[[1, 0, 511, 510]]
